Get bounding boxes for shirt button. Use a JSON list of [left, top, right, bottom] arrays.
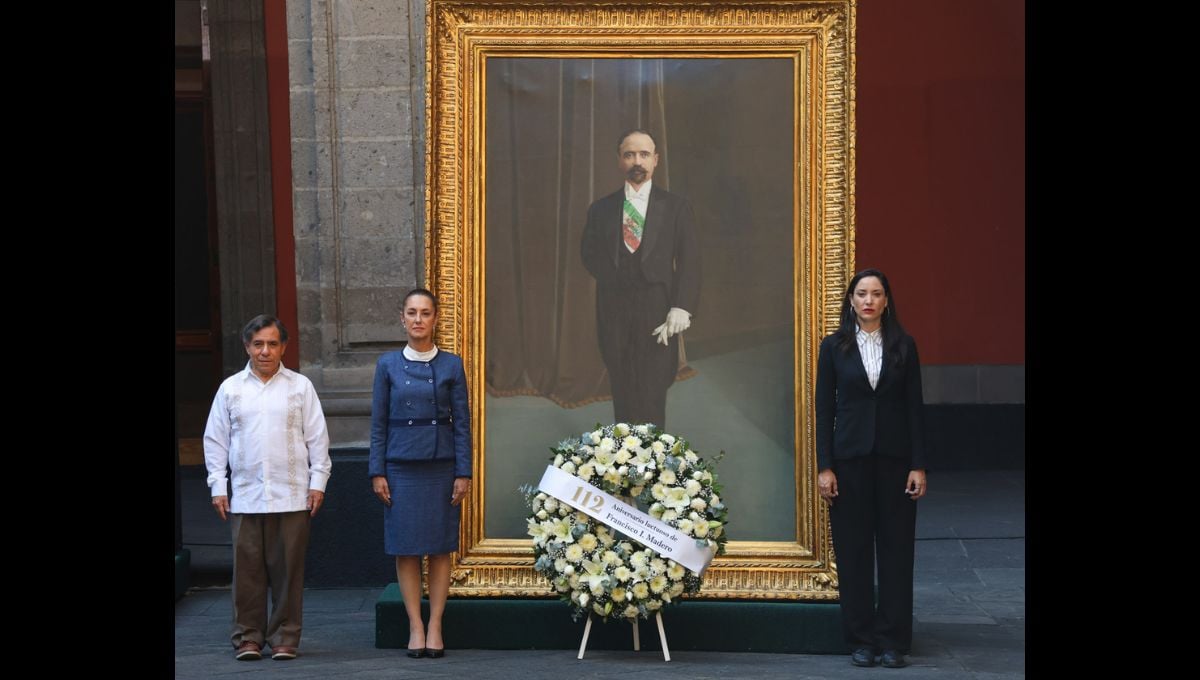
[[406, 380, 410, 385], [428, 378, 433, 383], [406, 401, 411, 406], [431, 420, 437, 425], [408, 420, 413, 425]]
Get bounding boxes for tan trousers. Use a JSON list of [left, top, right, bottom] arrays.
[[230, 510, 311, 649]]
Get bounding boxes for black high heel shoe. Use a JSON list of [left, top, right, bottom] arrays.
[[406, 648, 427, 658], [426, 648, 445, 658]]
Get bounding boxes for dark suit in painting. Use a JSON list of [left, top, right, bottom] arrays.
[[580, 184, 700, 428]]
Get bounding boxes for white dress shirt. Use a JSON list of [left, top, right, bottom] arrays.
[[623, 179, 652, 253], [856, 325, 883, 390], [203, 363, 332, 513]]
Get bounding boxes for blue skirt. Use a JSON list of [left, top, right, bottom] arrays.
[[384, 459, 460, 556]]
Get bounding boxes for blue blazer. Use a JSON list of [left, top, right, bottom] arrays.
[[369, 349, 472, 478], [814, 332, 927, 472]]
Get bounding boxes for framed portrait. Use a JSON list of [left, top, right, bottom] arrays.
[[425, 0, 856, 599]]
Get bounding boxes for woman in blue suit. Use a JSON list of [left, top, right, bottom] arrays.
[[815, 269, 928, 669], [370, 288, 472, 659]]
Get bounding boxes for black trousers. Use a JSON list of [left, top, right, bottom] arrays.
[[829, 454, 917, 653], [595, 281, 676, 429]]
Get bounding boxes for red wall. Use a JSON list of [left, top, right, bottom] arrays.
[[857, 0, 1024, 365]]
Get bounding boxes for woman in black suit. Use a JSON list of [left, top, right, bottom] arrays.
[[815, 268, 927, 669], [370, 288, 472, 659]]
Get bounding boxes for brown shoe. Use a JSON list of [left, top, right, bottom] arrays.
[[271, 646, 298, 660], [235, 641, 262, 661]]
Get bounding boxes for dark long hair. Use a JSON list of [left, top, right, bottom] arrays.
[[833, 268, 909, 366]]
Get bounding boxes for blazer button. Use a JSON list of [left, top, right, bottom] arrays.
[[428, 378, 433, 383], [408, 420, 413, 425], [406, 380, 410, 385], [431, 419, 437, 425], [406, 401, 411, 406]]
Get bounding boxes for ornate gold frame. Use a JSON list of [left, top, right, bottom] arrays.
[[425, 0, 855, 599]]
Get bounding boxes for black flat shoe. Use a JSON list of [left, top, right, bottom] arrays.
[[406, 648, 426, 658], [426, 648, 445, 658], [850, 648, 877, 667]]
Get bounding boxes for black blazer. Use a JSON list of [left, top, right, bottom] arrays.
[[580, 184, 701, 313], [814, 332, 928, 472]]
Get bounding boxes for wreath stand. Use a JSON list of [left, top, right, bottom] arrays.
[[576, 612, 671, 661]]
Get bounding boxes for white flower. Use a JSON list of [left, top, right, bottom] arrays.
[[689, 511, 701, 521], [691, 471, 703, 480], [565, 544, 584, 562], [577, 463, 595, 480], [561, 462, 576, 474], [676, 518, 694, 534], [630, 552, 648, 569], [659, 434, 676, 445], [554, 453, 564, 466], [578, 533, 598, 551], [685, 479, 702, 496], [643, 471, 654, 480], [615, 448, 631, 465], [550, 518, 574, 543], [690, 497, 707, 511], [571, 456, 582, 465], [667, 562, 686, 580], [635, 424, 650, 435], [614, 566, 632, 582], [622, 435, 641, 451], [603, 550, 622, 566], [590, 430, 602, 444], [603, 469, 621, 485], [544, 498, 558, 512], [598, 529, 616, 547], [710, 494, 721, 506], [650, 558, 666, 575], [646, 599, 662, 611], [614, 423, 630, 437], [578, 592, 589, 607], [536, 509, 548, 520], [594, 448, 615, 469], [660, 469, 677, 485], [684, 450, 698, 463], [709, 521, 723, 537], [662, 509, 678, 522], [649, 575, 668, 593], [599, 437, 616, 452], [702, 471, 713, 483], [565, 565, 576, 576], [694, 520, 710, 537], [611, 586, 627, 602], [669, 581, 685, 597], [663, 487, 690, 509], [632, 582, 650, 599], [649, 503, 665, 519], [651, 484, 667, 501], [623, 604, 640, 618], [651, 441, 666, 454], [527, 519, 547, 544]]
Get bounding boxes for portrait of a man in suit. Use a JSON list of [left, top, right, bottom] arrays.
[[580, 130, 700, 428]]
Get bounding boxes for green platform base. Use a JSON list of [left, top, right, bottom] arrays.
[[175, 549, 191, 600], [375, 583, 846, 653]]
